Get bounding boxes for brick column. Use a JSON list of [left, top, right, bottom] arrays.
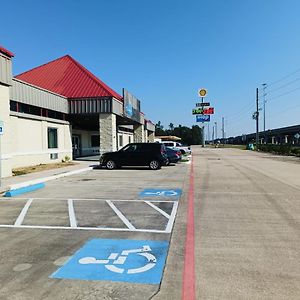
[[99, 114, 117, 155]]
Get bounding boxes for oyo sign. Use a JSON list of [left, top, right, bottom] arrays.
[[196, 115, 210, 122], [192, 107, 214, 115]]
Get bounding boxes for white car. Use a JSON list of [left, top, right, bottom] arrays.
[[161, 141, 191, 155]]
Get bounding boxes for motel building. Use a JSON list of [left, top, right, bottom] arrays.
[[0, 46, 155, 178]]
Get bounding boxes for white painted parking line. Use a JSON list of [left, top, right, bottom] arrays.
[[0, 224, 168, 234], [68, 199, 77, 228], [14, 198, 33, 226], [3, 197, 179, 202], [0, 198, 179, 233], [165, 201, 179, 233], [145, 201, 170, 219], [106, 200, 136, 230]]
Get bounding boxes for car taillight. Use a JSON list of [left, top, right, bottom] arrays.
[[177, 151, 181, 156]]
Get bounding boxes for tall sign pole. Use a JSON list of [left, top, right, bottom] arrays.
[[198, 88, 207, 147], [193, 88, 214, 146]]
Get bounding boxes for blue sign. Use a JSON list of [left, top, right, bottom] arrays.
[[125, 103, 133, 117], [0, 121, 3, 135], [196, 115, 210, 122], [139, 189, 182, 197], [51, 239, 169, 284]]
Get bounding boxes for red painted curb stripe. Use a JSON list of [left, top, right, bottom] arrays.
[[182, 155, 195, 300]]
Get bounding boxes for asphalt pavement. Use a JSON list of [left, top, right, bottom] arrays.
[[0, 148, 299, 299]]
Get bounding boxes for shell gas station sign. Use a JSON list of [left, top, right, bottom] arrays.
[[198, 88, 207, 97]]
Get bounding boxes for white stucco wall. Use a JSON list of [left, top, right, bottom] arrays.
[[0, 84, 12, 177], [117, 131, 134, 149], [9, 115, 72, 169]]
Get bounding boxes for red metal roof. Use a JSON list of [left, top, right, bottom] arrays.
[[0, 46, 14, 58], [15, 55, 122, 100]]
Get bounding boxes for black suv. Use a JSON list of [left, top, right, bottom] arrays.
[[99, 143, 168, 170]]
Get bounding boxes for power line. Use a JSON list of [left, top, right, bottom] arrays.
[[266, 102, 300, 121], [266, 77, 300, 95], [229, 101, 254, 118], [267, 85, 300, 102], [267, 67, 300, 87]]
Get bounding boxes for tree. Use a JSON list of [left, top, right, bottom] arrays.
[[155, 121, 165, 136]]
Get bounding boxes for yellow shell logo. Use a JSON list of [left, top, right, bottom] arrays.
[[198, 89, 207, 97]]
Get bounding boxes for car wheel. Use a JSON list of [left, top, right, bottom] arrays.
[[149, 160, 161, 170], [180, 149, 186, 155], [106, 160, 116, 170]]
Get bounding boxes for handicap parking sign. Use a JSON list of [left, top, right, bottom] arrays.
[[139, 188, 182, 198], [51, 239, 169, 284]]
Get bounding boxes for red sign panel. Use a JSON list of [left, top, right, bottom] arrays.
[[192, 107, 215, 115], [203, 107, 214, 114]]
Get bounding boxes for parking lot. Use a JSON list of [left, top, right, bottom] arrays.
[[0, 161, 189, 300]]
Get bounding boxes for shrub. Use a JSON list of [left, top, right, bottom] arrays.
[[62, 155, 71, 163]]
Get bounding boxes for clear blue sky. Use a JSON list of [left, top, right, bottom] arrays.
[[1, 0, 300, 138]]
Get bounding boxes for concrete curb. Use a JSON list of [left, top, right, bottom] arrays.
[[1, 167, 94, 196]]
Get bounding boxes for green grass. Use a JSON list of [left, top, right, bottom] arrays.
[[206, 144, 247, 150]]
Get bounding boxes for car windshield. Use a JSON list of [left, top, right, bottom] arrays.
[[120, 144, 138, 152]]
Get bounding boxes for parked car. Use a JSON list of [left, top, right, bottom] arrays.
[[99, 143, 169, 170], [161, 141, 191, 155], [165, 147, 182, 163]]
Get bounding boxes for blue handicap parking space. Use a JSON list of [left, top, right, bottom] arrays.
[[51, 239, 169, 284], [139, 188, 182, 198]]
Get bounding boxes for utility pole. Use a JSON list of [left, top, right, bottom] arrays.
[[214, 122, 217, 140], [256, 88, 259, 149], [207, 123, 210, 143], [222, 117, 225, 140], [212, 125, 215, 143], [262, 83, 267, 132]]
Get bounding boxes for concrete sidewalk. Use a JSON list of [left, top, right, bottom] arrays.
[[0, 160, 96, 195]]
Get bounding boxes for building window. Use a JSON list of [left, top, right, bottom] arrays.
[[10, 101, 18, 111], [128, 136, 131, 144], [119, 135, 123, 147], [9, 100, 65, 120], [48, 128, 58, 149], [91, 135, 100, 147]]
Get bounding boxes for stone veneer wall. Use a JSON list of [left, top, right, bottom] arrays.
[[148, 131, 155, 142], [133, 124, 145, 143], [99, 113, 117, 155]]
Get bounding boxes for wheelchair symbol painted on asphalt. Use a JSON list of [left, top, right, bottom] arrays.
[[51, 239, 169, 284], [79, 245, 157, 274], [139, 188, 182, 198]]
